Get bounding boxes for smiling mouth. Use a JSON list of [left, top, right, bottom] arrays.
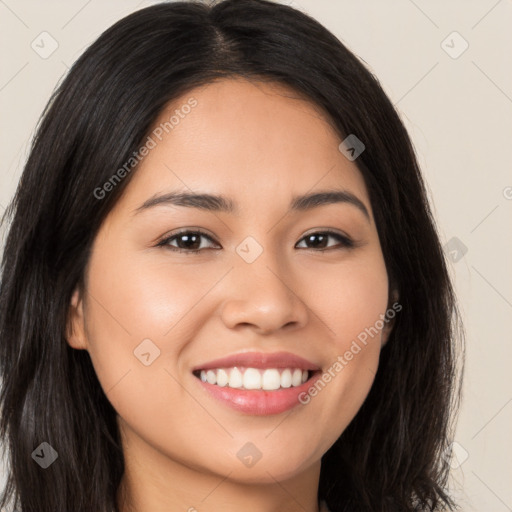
[[192, 367, 319, 391]]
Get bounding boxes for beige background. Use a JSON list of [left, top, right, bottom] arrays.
[[1, 1, 511, 510]]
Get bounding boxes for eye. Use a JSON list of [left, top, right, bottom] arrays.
[[156, 229, 220, 254], [157, 228, 354, 254], [295, 230, 354, 251]]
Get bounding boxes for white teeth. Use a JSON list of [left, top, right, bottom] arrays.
[[228, 367, 243, 388], [198, 367, 311, 390], [280, 369, 292, 388], [243, 368, 261, 389], [292, 368, 303, 386], [206, 370, 216, 385], [216, 368, 229, 387], [262, 369, 281, 390]]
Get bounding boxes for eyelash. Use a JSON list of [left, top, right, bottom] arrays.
[[156, 229, 355, 254]]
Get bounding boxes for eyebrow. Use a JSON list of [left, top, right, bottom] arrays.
[[133, 189, 370, 221]]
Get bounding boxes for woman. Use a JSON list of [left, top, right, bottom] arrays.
[[0, 1, 464, 511]]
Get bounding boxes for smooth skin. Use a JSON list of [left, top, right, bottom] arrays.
[[67, 78, 396, 512]]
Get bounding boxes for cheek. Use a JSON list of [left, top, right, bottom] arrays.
[[82, 248, 214, 449], [81, 240, 217, 399], [297, 252, 389, 433], [84, 243, 215, 344], [312, 254, 389, 347]]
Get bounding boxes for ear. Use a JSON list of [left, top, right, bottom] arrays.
[[381, 288, 400, 348], [66, 287, 88, 350]]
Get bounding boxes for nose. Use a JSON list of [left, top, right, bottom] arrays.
[[219, 249, 309, 335]]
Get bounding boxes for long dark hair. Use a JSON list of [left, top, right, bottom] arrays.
[[0, 1, 464, 510]]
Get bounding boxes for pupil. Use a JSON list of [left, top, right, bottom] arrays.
[[180, 234, 199, 249], [307, 234, 326, 248]]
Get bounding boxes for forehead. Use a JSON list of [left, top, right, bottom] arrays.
[[114, 78, 371, 217]]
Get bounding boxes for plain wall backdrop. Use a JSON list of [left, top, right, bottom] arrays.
[[0, 0, 511, 510]]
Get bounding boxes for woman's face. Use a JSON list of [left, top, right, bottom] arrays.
[[68, 78, 392, 485]]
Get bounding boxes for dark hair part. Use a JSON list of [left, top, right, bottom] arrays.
[[0, 1, 464, 510]]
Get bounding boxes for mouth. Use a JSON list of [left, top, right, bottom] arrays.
[[191, 351, 322, 415]]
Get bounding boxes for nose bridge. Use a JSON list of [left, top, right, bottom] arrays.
[[234, 234, 289, 293]]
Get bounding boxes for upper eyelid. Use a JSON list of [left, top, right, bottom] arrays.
[[159, 228, 217, 243]]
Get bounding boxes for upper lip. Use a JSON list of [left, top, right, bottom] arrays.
[[192, 351, 321, 372]]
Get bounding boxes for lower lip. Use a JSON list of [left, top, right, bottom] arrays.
[[194, 372, 322, 415]]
